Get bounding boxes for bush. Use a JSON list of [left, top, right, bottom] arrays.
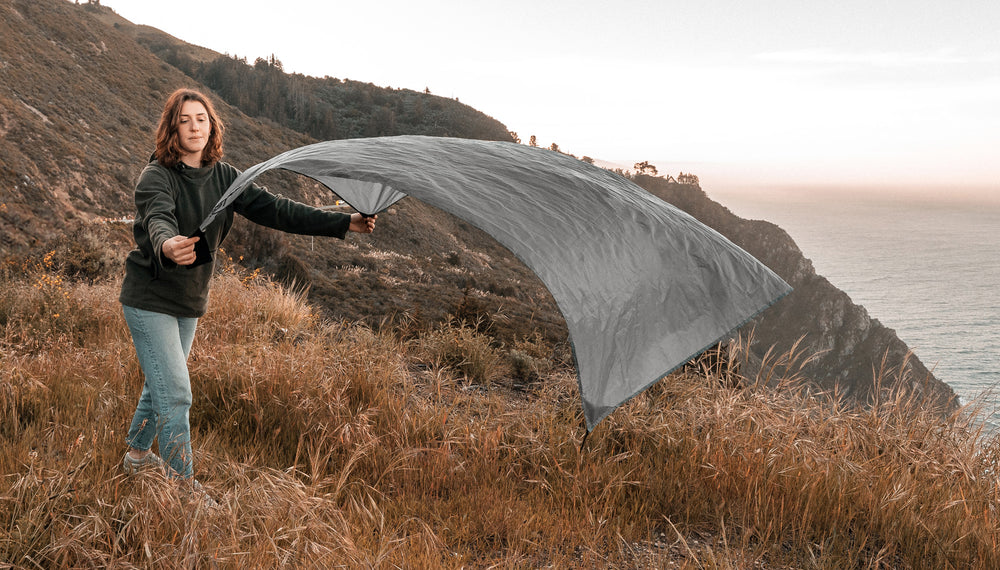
[[506, 332, 555, 383], [0, 251, 121, 351], [413, 320, 506, 384], [50, 223, 124, 282]]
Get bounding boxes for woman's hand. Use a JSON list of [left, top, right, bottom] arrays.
[[349, 213, 377, 234], [162, 235, 201, 265]]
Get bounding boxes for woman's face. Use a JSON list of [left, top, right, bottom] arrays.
[[177, 100, 211, 163]]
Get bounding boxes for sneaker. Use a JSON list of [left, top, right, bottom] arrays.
[[190, 479, 220, 508], [122, 451, 166, 475]]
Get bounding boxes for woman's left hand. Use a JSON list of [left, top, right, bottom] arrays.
[[349, 213, 377, 234]]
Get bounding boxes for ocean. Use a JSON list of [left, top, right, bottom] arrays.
[[707, 187, 1000, 427]]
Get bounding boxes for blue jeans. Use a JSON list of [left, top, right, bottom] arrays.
[[122, 305, 198, 479]]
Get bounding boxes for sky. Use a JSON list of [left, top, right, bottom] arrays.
[[94, 0, 1000, 194]]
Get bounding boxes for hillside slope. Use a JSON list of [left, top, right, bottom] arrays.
[[0, 0, 954, 409], [0, 0, 316, 249]]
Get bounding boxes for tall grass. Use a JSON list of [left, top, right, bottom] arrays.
[[2, 248, 999, 568]]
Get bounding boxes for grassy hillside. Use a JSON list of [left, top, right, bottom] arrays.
[[1, 2, 982, 566], [1, 0, 555, 343], [1, 0, 955, 410], [0, 0, 317, 249], [0, 0, 513, 247], [1, 239, 997, 568]]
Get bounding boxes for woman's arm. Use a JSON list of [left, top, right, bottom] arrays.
[[234, 182, 354, 238], [134, 165, 185, 267]]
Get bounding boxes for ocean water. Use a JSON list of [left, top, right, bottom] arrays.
[[708, 187, 1000, 426]]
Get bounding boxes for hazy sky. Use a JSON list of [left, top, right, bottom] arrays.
[[95, 0, 999, 193]]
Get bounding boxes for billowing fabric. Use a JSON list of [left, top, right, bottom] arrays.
[[202, 136, 791, 430]]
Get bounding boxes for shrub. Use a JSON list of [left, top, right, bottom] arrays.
[[0, 251, 121, 350], [413, 320, 506, 384]]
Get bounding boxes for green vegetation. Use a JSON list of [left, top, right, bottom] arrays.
[[161, 51, 515, 144], [2, 233, 998, 568]]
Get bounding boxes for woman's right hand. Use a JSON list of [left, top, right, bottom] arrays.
[[348, 213, 377, 234], [162, 235, 201, 266]]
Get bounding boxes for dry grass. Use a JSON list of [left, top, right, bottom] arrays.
[[2, 250, 999, 568]]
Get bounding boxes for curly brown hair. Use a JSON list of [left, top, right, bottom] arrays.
[[154, 88, 225, 168]]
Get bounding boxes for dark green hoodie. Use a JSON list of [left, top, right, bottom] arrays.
[[119, 158, 350, 317]]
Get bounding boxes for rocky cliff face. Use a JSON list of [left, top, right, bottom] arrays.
[[635, 176, 956, 409]]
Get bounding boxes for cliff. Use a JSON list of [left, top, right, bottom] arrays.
[[635, 176, 955, 408]]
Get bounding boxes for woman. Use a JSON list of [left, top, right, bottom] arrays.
[[119, 88, 375, 496]]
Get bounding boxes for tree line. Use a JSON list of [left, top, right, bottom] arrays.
[[632, 161, 699, 186], [154, 51, 514, 143]]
